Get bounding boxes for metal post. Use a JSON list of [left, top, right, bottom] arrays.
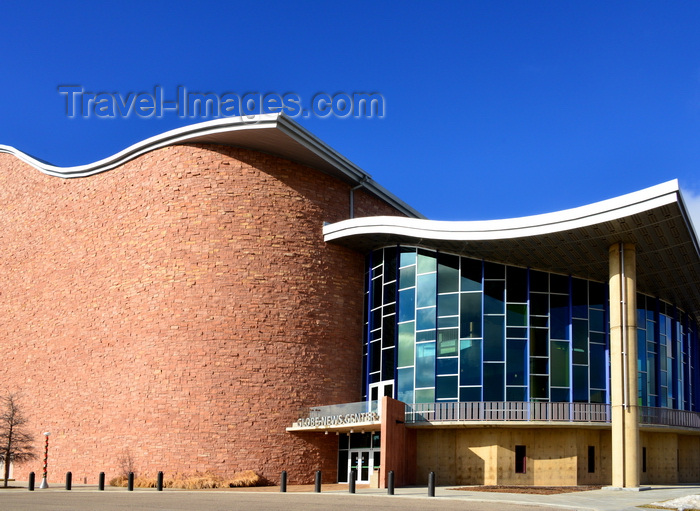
[[157, 471, 164, 491], [280, 471, 287, 492], [387, 470, 394, 495], [65, 471, 72, 490], [128, 472, 134, 491], [98, 472, 105, 491], [314, 470, 321, 493], [349, 469, 356, 493], [28, 472, 35, 491], [428, 471, 435, 497]]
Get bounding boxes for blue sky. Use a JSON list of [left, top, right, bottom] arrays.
[[2, 1, 700, 223]]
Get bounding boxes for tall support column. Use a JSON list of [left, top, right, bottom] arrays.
[[609, 243, 640, 488]]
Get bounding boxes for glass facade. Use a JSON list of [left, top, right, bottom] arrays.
[[363, 246, 700, 411]]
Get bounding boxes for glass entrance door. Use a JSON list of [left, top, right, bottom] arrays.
[[348, 449, 372, 483]]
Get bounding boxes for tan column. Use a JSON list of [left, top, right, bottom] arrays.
[[608, 243, 639, 488]]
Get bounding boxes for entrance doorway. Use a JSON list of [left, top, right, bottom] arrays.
[[348, 449, 380, 484], [368, 380, 394, 414], [338, 432, 381, 484]]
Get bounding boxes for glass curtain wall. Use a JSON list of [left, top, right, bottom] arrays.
[[364, 246, 700, 411]]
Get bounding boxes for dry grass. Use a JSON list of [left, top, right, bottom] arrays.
[[110, 470, 268, 489], [451, 485, 603, 495]]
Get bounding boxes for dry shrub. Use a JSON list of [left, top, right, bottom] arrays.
[[110, 470, 267, 489]]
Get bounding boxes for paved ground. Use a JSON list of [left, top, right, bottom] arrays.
[[1, 483, 700, 511]]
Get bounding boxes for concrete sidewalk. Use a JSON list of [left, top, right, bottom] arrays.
[[1, 482, 699, 511]]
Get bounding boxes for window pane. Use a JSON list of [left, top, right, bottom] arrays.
[[461, 258, 482, 292], [416, 273, 437, 308], [483, 363, 505, 401], [460, 339, 482, 386], [590, 343, 606, 389], [436, 375, 458, 399], [437, 328, 459, 357], [506, 266, 528, 302], [572, 319, 588, 364], [507, 303, 527, 326], [415, 388, 435, 403], [437, 357, 458, 375], [573, 365, 589, 402], [550, 341, 570, 387], [399, 266, 416, 289], [381, 347, 394, 380], [437, 253, 459, 293], [484, 280, 505, 315], [398, 288, 415, 322], [460, 387, 482, 401], [398, 322, 415, 367], [399, 248, 416, 267], [397, 367, 414, 403], [550, 294, 569, 340], [460, 292, 482, 338], [416, 342, 436, 388], [484, 315, 505, 361], [438, 293, 459, 317], [506, 386, 526, 401], [417, 250, 436, 274], [484, 261, 505, 279], [506, 339, 527, 385], [416, 306, 436, 331]]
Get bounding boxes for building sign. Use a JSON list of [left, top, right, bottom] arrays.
[[295, 411, 380, 428]]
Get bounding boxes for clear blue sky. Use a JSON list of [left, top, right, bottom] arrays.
[[2, 1, 700, 222]]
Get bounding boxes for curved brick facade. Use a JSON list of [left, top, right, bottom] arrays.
[[0, 143, 403, 484]]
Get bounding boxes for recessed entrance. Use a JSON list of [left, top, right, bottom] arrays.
[[338, 432, 381, 483]]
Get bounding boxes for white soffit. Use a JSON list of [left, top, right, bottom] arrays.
[[324, 180, 700, 320]]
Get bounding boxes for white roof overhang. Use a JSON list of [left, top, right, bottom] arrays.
[[0, 113, 422, 219], [324, 180, 700, 320]]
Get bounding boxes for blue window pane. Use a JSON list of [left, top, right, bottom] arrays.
[[590, 343, 606, 389], [416, 307, 436, 331], [483, 363, 505, 401], [572, 319, 588, 364], [590, 309, 605, 332], [436, 375, 458, 400], [399, 266, 416, 290], [506, 339, 526, 385], [437, 357, 458, 375], [551, 387, 570, 402], [438, 316, 459, 328], [397, 322, 415, 367], [460, 387, 482, 401], [550, 341, 570, 387], [437, 328, 458, 357], [506, 387, 526, 401], [416, 342, 436, 388], [460, 339, 482, 386], [438, 293, 459, 317], [437, 253, 459, 294], [484, 315, 505, 361], [397, 367, 414, 403], [461, 258, 482, 292], [415, 388, 435, 403], [506, 303, 528, 327], [484, 280, 505, 315], [550, 294, 570, 340], [460, 292, 482, 338], [399, 248, 416, 267], [416, 273, 437, 308], [573, 365, 589, 402], [417, 250, 436, 274], [398, 288, 415, 322]]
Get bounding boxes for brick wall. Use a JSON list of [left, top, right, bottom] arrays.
[[0, 143, 404, 484]]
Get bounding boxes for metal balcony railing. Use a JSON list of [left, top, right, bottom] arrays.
[[405, 401, 700, 430]]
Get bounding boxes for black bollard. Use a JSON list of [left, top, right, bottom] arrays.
[[28, 472, 35, 491], [314, 470, 321, 493], [157, 471, 164, 491], [428, 471, 435, 497], [349, 469, 356, 494], [128, 472, 134, 491], [387, 470, 394, 495], [98, 472, 105, 491], [65, 471, 72, 491], [280, 471, 287, 493]]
